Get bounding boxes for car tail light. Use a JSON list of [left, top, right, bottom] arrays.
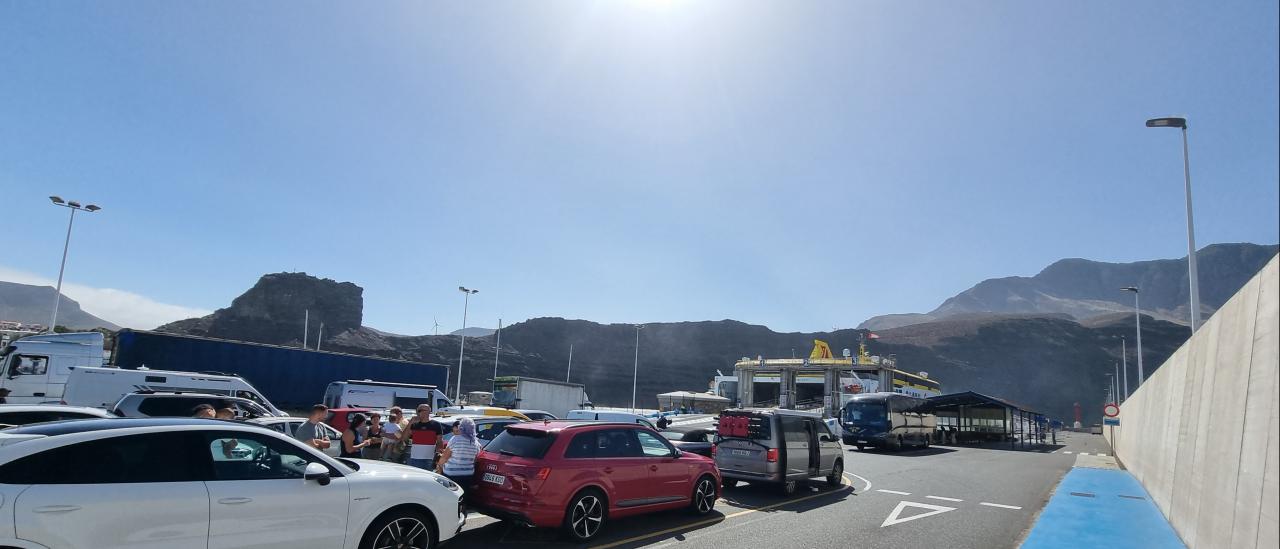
[[535, 467, 551, 480], [710, 444, 717, 456], [766, 448, 778, 462]]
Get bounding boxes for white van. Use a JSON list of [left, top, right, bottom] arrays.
[[322, 380, 452, 411], [62, 366, 286, 416], [564, 409, 657, 430], [0, 332, 103, 404]]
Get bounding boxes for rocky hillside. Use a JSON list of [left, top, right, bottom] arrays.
[[0, 281, 120, 330], [860, 243, 1278, 330], [156, 272, 1195, 423]]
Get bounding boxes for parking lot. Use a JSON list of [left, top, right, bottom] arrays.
[[453, 431, 1113, 548]]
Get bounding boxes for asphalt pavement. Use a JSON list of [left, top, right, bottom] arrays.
[[453, 430, 1114, 549]]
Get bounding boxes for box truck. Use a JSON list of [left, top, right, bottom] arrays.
[[491, 376, 590, 418]]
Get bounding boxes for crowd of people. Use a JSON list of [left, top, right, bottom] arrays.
[[292, 403, 483, 490]]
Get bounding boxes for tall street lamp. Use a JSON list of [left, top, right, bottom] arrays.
[[1121, 287, 1144, 387], [1146, 116, 1202, 331], [1120, 336, 1129, 401], [455, 286, 478, 404], [47, 196, 101, 332], [631, 324, 644, 412]]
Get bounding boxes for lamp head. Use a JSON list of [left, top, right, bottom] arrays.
[[1146, 117, 1187, 129], [49, 196, 65, 205]]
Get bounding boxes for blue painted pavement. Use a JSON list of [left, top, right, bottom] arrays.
[[1021, 467, 1184, 549]]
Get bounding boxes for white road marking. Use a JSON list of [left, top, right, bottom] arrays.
[[925, 495, 963, 502], [979, 502, 1023, 510], [845, 472, 873, 492], [877, 489, 911, 495], [1076, 452, 1088, 456], [880, 500, 956, 527], [1062, 451, 1073, 454]]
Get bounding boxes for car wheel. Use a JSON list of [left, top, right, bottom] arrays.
[[563, 489, 607, 541], [781, 479, 798, 496], [361, 508, 435, 549], [722, 478, 738, 489], [690, 476, 718, 515], [826, 460, 843, 487]]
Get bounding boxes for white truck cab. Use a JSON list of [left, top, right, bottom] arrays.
[[0, 332, 104, 404]]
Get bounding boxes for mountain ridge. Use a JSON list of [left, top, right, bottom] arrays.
[[0, 281, 121, 330], [859, 243, 1278, 330]]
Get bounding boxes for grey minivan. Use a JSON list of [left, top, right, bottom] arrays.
[[714, 408, 844, 495]]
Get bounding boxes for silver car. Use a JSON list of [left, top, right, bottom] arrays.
[[714, 408, 844, 496]]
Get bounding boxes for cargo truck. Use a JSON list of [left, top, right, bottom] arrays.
[[0, 329, 451, 410], [490, 376, 590, 418]]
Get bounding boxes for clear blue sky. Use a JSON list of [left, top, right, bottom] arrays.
[[2, 1, 1277, 332]]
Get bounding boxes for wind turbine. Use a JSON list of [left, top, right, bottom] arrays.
[[433, 317, 440, 336]]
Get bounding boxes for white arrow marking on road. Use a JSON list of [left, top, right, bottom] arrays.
[[880, 500, 957, 527]]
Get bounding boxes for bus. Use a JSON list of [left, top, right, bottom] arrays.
[[841, 392, 936, 451]]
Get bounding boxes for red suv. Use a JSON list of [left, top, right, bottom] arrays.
[[470, 421, 721, 541]]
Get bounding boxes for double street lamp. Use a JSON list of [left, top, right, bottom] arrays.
[[1146, 116, 1202, 332], [47, 197, 102, 332], [455, 286, 478, 404]]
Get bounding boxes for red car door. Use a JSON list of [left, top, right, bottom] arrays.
[[591, 428, 652, 508], [635, 429, 692, 504]]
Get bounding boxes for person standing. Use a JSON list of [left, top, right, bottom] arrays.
[[438, 417, 482, 492], [401, 404, 445, 470], [381, 407, 407, 463], [341, 413, 372, 458], [294, 404, 332, 452], [362, 411, 385, 460]]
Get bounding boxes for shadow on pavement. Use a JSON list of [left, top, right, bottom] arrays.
[[847, 446, 958, 457], [933, 442, 1066, 453]]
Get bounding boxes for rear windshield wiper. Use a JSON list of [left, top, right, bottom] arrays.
[[498, 449, 519, 457]]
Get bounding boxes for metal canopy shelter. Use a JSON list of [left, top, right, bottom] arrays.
[[924, 391, 1051, 449]]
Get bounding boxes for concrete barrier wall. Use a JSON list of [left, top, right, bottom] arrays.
[[1106, 254, 1278, 549]]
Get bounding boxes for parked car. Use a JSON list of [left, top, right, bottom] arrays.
[[0, 404, 116, 428], [250, 416, 343, 457], [470, 421, 720, 541], [714, 408, 844, 495], [0, 418, 466, 549], [324, 406, 377, 433], [564, 409, 656, 429], [659, 427, 716, 457], [514, 409, 558, 421], [111, 391, 279, 419], [438, 416, 521, 448]]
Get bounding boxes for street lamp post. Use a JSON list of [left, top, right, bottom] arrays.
[[46, 197, 101, 333], [1146, 116, 1202, 332], [631, 325, 644, 413], [455, 286, 478, 404], [1121, 337, 1129, 401], [1121, 287, 1144, 387], [492, 318, 502, 391]]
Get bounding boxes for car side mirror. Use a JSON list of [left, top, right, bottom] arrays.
[[819, 434, 835, 443], [671, 448, 682, 458], [304, 462, 331, 486]]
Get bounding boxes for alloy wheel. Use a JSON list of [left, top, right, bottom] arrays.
[[373, 516, 431, 549], [695, 478, 716, 513], [570, 494, 604, 539]]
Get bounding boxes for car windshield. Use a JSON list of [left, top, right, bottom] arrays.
[[484, 429, 555, 459], [845, 402, 888, 425], [659, 431, 684, 441]]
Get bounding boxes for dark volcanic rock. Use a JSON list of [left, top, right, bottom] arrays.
[[157, 272, 362, 345]]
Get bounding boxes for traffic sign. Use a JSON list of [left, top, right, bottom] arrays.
[[1103, 403, 1120, 418], [1103, 418, 1120, 426]]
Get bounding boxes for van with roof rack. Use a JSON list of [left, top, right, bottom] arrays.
[[714, 408, 844, 495]]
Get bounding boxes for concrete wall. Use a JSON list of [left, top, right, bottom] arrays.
[[1106, 254, 1278, 549]]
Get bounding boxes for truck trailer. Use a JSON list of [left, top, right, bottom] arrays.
[[490, 376, 589, 418]]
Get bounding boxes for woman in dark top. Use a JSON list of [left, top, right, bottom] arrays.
[[341, 413, 372, 458]]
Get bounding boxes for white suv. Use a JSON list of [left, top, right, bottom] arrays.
[[0, 418, 465, 549]]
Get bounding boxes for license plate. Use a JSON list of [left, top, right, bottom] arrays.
[[857, 440, 868, 444], [482, 473, 506, 485], [732, 449, 751, 456]]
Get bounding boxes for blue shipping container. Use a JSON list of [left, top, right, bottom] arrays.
[[112, 330, 450, 409]]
